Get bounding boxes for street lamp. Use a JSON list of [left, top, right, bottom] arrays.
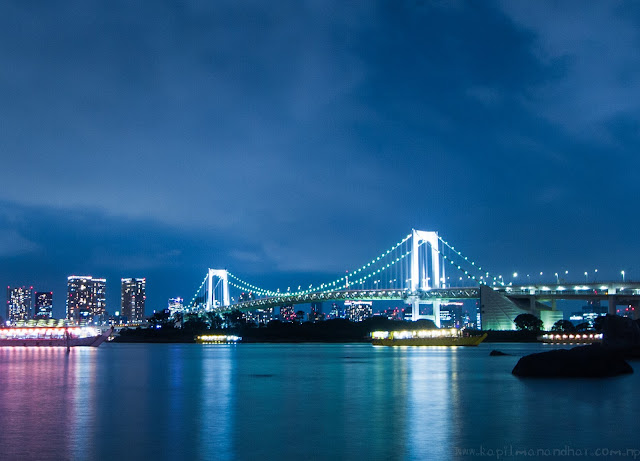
[[584, 272, 588, 283], [622, 270, 625, 282], [594, 269, 598, 281], [555, 272, 559, 284]]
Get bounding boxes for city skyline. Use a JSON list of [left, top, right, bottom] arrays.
[[1, 2, 639, 315]]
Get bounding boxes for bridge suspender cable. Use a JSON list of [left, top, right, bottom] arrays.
[[189, 232, 500, 309]]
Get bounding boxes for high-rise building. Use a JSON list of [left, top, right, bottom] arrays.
[[245, 308, 274, 325], [440, 303, 463, 328], [34, 291, 53, 319], [66, 276, 106, 324], [121, 278, 146, 323], [309, 302, 324, 322], [280, 304, 296, 322], [6, 286, 33, 324], [328, 302, 342, 319], [382, 306, 405, 320], [168, 297, 184, 315], [344, 300, 373, 322]]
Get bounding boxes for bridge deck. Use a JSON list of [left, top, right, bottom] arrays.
[[208, 282, 640, 313]]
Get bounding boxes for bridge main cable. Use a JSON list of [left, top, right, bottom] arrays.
[[226, 233, 414, 298]]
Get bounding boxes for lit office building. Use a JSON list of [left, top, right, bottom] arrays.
[[34, 291, 53, 319], [246, 308, 274, 325], [280, 304, 296, 322], [440, 303, 463, 328], [382, 306, 405, 320], [344, 300, 373, 322], [571, 300, 607, 327], [309, 302, 324, 322], [66, 276, 106, 324], [168, 297, 184, 315], [121, 278, 146, 323], [328, 302, 342, 319], [6, 286, 33, 324]]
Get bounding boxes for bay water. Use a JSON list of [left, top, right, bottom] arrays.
[[0, 342, 638, 460]]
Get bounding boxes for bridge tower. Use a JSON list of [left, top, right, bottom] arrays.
[[206, 269, 230, 310], [409, 229, 445, 326]]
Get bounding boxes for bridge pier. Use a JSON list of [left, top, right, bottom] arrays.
[[608, 295, 618, 316], [409, 229, 444, 327], [207, 269, 230, 310], [432, 299, 441, 328], [409, 297, 421, 322], [409, 297, 441, 328]]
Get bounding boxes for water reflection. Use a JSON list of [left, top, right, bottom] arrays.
[[404, 348, 455, 460], [2, 343, 639, 461], [0, 347, 90, 461], [199, 345, 234, 461], [69, 348, 97, 461]]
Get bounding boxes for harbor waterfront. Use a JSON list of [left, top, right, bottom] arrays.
[[0, 343, 637, 461]]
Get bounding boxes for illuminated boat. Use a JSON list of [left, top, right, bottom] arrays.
[[0, 326, 113, 347], [371, 328, 488, 346], [538, 332, 603, 344], [195, 334, 242, 344]]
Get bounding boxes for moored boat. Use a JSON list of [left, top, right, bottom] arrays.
[[538, 332, 602, 344], [195, 334, 242, 344], [0, 326, 113, 347], [371, 328, 487, 346]]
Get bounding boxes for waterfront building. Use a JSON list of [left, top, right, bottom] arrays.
[[479, 285, 561, 331], [328, 302, 342, 319], [462, 312, 475, 329], [34, 291, 53, 319], [245, 308, 274, 325], [572, 300, 607, 326], [279, 304, 296, 322], [121, 278, 146, 323], [382, 306, 405, 320], [439, 308, 453, 327], [168, 297, 184, 315], [66, 276, 106, 324], [440, 303, 463, 328], [344, 300, 372, 322], [309, 302, 323, 322], [6, 286, 33, 324]]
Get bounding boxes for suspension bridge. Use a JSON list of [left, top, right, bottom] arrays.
[[183, 230, 640, 329]]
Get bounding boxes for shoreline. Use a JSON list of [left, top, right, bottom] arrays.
[[112, 328, 543, 344]]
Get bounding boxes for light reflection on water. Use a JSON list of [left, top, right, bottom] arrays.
[[0, 343, 639, 461]]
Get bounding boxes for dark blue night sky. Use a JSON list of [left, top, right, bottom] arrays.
[[1, 1, 639, 317]]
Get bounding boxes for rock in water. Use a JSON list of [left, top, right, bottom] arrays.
[[601, 314, 640, 349], [489, 350, 509, 356], [512, 345, 633, 378]]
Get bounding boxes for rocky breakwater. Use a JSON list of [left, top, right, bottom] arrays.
[[512, 315, 638, 378], [512, 345, 632, 377], [600, 314, 640, 357]]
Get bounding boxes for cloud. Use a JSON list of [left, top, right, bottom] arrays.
[[0, 230, 39, 257], [1, 0, 639, 301], [499, 1, 640, 141]]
